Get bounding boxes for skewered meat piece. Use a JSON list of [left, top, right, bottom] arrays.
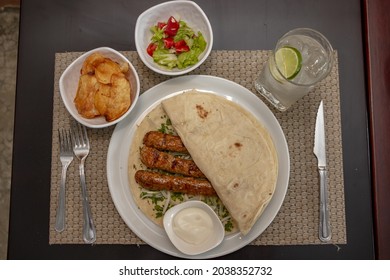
[[143, 131, 188, 153], [135, 170, 216, 196], [140, 146, 206, 178]]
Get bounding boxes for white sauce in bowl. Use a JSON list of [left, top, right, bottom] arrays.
[[173, 207, 213, 245], [163, 200, 225, 256]]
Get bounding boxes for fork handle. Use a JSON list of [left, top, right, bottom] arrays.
[[55, 164, 70, 232], [79, 162, 96, 244]]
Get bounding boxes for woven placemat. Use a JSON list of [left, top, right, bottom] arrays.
[[49, 50, 346, 246]]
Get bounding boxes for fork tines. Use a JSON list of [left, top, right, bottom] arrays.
[[58, 129, 73, 154], [71, 122, 89, 148]]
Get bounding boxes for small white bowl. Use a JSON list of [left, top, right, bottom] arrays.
[[59, 47, 140, 128], [163, 200, 224, 256], [135, 0, 213, 76]]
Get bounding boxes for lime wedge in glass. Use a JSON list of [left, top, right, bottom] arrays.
[[274, 46, 302, 80]]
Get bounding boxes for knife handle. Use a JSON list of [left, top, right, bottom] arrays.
[[319, 167, 331, 242]]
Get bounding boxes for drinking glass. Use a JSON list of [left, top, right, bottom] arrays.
[[254, 28, 334, 111]]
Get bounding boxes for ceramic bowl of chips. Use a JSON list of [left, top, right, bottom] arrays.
[[59, 47, 140, 128], [135, 0, 213, 76]]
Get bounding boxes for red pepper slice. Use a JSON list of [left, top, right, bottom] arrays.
[[147, 42, 157, 56], [164, 16, 179, 37]]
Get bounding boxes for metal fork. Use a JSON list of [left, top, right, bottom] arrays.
[[55, 129, 74, 232], [71, 122, 96, 244]]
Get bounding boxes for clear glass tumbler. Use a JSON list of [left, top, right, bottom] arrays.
[[254, 28, 334, 111]]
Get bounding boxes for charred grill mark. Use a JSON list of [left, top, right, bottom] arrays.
[[151, 147, 160, 165], [171, 158, 179, 169], [143, 131, 188, 153], [234, 142, 243, 149], [140, 146, 206, 178], [161, 132, 167, 148], [196, 104, 210, 119], [135, 170, 216, 196]]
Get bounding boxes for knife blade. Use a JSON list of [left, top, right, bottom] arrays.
[[313, 100, 331, 242]]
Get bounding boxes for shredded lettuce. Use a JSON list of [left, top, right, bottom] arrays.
[[152, 49, 178, 69], [177, 49, 199, 69], [150, 25, 165, 43], [176, 33, 207, 69], [192, 32, 207, 55], [174, 21, 195, 43]]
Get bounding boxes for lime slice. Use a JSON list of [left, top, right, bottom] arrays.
[[274, 46, 302, 80]]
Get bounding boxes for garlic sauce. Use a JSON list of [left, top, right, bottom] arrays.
[[172, 207, 213, 245]]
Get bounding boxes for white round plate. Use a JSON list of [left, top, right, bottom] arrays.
[[107, 75, 290, 259]]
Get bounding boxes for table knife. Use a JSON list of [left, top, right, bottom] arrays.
[[313, 100, 331, 242]]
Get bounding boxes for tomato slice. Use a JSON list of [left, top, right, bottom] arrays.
[[174, 40, 186, 48], [157, 22, 166, 30], [176, 45, 190, 54], [174, 40, 190, 53], [163, 37, 174, 49], [147, 42, 157, 56], [164, 16, 179, 37]]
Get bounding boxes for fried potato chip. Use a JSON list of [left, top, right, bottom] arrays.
[[119, 60, 129, 73], [94, 73, 131, 121], [74, 74, 100, 118], [74, 52, 132, 122], [80, 52, 106, 75], [93, 83, 110, 117], [95, 59, 122, 84]]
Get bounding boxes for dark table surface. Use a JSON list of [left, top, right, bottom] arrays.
[[8, 0, 380, 259]]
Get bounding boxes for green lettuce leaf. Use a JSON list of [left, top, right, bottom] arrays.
[[176, 32, 207, 69], [177, 49, 199, 69], [150, 25, 165, 43], [153, 49, 178, 69], [192, 32, 207, 54], [174, 21, 195, 42]]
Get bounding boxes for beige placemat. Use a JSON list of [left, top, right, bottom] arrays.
[[49, 50, 346, 246]]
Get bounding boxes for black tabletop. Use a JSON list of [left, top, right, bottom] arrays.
[[8, 0, 374, 259]]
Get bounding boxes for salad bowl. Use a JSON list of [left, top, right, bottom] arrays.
[[135, 0, 213, 76]]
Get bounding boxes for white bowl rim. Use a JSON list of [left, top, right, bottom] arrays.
[[59, 46, 140, 128], [135, 0, 213, 76]]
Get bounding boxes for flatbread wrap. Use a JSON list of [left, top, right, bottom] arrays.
[[128, 100, 235, 232], [161, 91, 278, 235]]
